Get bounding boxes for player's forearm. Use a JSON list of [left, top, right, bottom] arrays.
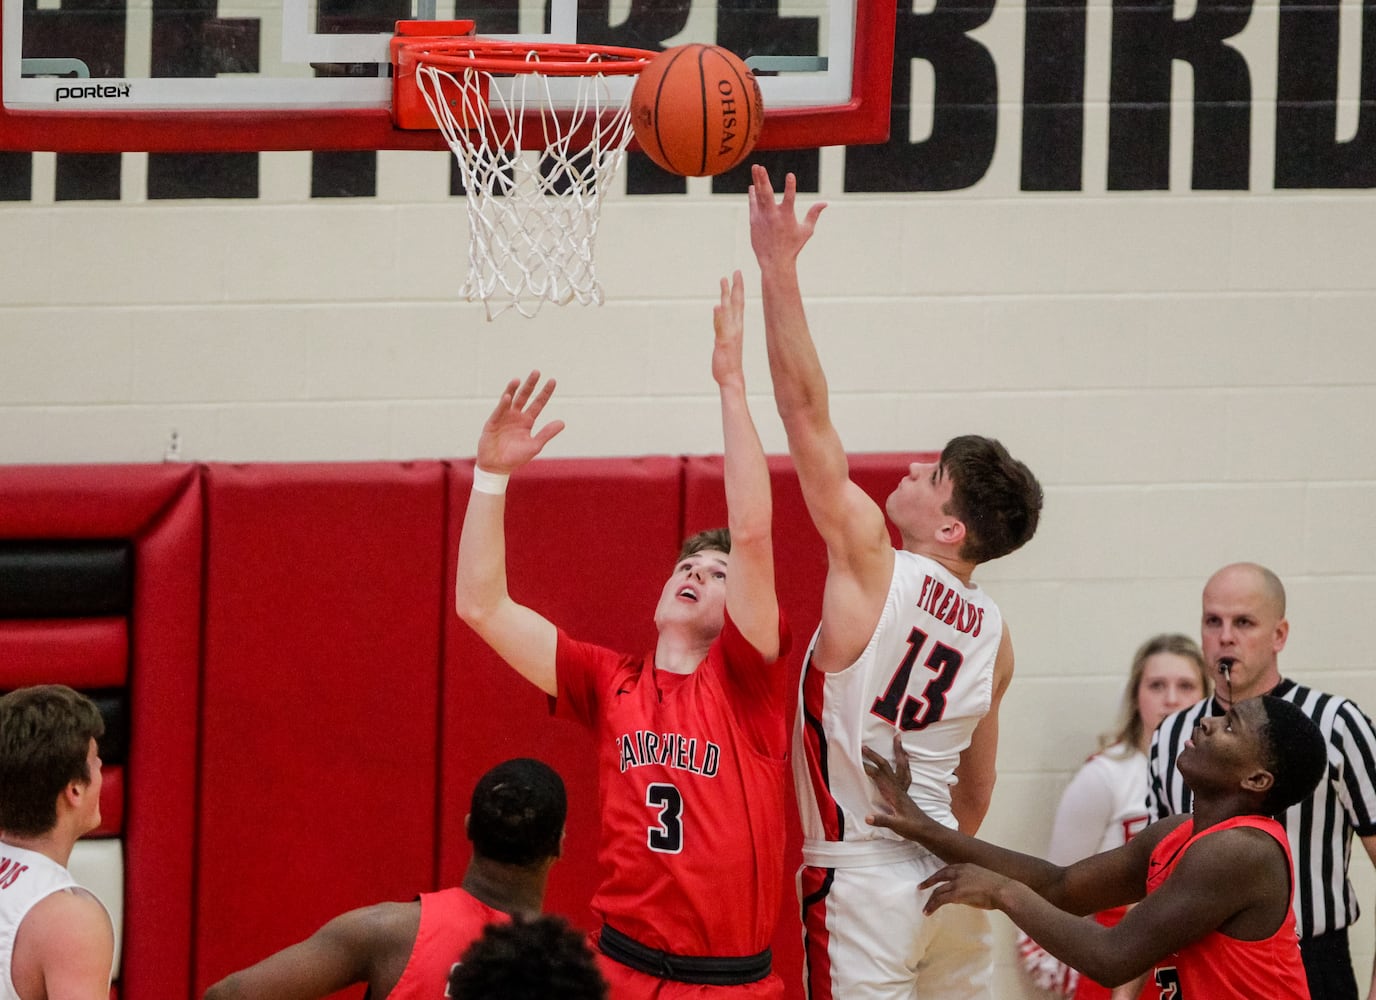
[[887, 805, 1067, 900], [203, 975, 248, 1000], [454, 489, 512, 626], [996, 884, 1148, 988], [758, 262, 831, 431], [719, 384, 771, 545]]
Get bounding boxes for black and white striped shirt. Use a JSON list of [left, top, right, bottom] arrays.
[[1146, 678, 1376, 939]]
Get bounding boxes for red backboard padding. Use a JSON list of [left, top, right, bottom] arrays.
[[0, 618, 128, 689], [439, 458, 684, 931], [195, 463, 448, 996]]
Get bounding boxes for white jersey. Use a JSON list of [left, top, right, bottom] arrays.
[[793, 549, 1003, 858], [1049, 744, 1150, 860], [0, 843, 90, 1000]]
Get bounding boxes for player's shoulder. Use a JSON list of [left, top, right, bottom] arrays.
[[23, 885, 113, 945], [1189, 817, 1288, 869], [322, 899, 422, 953]]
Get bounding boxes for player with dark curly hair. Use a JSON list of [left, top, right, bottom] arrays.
[[448, 915, 607, 1000]]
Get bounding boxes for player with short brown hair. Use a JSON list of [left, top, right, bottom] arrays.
[[455, 274, 797, 999], [748, 164, 1042, 1000], [0, 684, 113, 1000]]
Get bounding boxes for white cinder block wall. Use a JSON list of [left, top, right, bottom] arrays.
[[5, 34, 1376, 995]]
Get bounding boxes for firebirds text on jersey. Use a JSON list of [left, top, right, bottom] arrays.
[[917, 574, 985, 636]]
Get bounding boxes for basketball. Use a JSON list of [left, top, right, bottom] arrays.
[[630, 44, 764, 177]]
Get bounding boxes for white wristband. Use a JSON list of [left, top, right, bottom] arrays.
[[472, 466, 510, 496]]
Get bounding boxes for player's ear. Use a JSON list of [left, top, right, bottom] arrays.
[[464, 813, 471, 839], [938, 518, 966, 548], [55, 776, 88, 822], [1243, 768, 1275, 796]]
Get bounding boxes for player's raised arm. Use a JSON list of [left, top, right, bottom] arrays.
[[712, 271, 779, 660], [748, 165, 892, 669], [454, 372, 566, 696]]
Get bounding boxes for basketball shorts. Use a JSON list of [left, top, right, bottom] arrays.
[[800, 852, 993, 1000]]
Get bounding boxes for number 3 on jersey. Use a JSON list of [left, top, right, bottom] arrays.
[[870, 626, 963, 730], [646, 783, 684, 853], [1154, 967, 1181, 998]]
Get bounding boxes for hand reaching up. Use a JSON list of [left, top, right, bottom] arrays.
[[476, 371, 565, 475], [748, 164, 827, 268], [712, 270, 747, 392]]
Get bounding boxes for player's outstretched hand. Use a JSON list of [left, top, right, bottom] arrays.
[[863, 732, 934, 841], [477, 371, 565, 475], [712, 271, 746, 391], [747, 164, 826, 268], [919, 863, 1015, 916]]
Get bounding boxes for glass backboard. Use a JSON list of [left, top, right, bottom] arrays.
[[0, 0, 894, 151]]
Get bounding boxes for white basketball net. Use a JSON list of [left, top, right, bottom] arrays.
[[416, 55, 637, 319]]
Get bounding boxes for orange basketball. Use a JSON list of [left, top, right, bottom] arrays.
[[630, 44, 764, 177]]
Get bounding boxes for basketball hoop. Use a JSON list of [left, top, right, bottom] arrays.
[[392, 34, 656, 319]]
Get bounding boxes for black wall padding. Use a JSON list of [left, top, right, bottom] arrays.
[[0, 687, 129, 766], [88, 689, 129, 767], [0, 541, 133, 618]]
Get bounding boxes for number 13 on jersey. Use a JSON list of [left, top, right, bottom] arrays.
[[870, 626, 964, 731]]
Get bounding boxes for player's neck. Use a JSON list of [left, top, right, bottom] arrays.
[[462, 859, 547, 919], [902, 540, 976, 587], [0, 829, 74, 868], [653, 628, 712, 675], [1189, 797, 1261, 834]]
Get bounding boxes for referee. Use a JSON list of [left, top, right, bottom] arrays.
[[1147, 562, 1376, 1000]]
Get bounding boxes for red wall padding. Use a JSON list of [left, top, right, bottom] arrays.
[[439, 458, 685, 930], [0, 464, 202, 1000], [0, 454, 929, 1000], [124, 469, 202, 1000], [93, 765, 124, 837], [195, 463, 449, 996], [0, 465, 196, 538], [0, 618, 128, 689]]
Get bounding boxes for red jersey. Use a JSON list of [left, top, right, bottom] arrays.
[[1146, 815, 1310, 1000], [555, 611, 795, 958], [387, 887, 507, 1000]]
